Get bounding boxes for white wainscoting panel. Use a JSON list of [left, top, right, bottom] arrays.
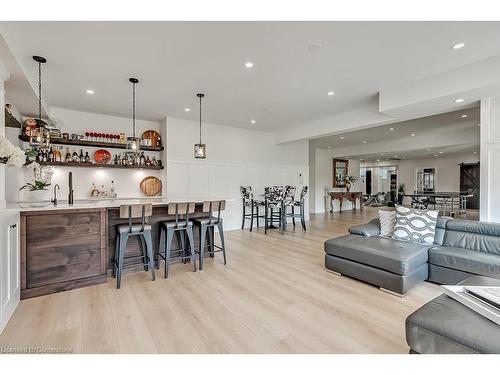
[[167, 159, 309, 231]]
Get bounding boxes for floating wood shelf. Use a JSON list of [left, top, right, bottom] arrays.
[[18, 135, 164, 151], [38, 161, 163, 170], [6, 112, 22, 128]]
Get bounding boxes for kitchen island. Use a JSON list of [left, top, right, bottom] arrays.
[[7, 198, 230, 299]]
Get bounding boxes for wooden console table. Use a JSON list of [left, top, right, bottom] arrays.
[[329, 192, 364, 213]]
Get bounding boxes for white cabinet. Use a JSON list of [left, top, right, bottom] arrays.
[[0, 212, 20, 334]]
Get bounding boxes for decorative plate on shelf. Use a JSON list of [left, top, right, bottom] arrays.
[[140, 176, 162, 196], [94, 149, 112, 164], [141, 130, 161, 147]]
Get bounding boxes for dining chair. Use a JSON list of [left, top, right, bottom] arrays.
[[240, 186, 265, 231], [264, 185, 285, 234], [284, 186, 308, 231]]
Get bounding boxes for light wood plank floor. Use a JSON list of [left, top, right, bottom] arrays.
[[0, 208, 442, 353]]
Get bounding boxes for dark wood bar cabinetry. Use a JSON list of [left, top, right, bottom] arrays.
[[20, 208, 108, 299], [19, 202, 212, 299]]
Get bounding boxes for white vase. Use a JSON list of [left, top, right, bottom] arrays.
[[29, 189, 51, 207]]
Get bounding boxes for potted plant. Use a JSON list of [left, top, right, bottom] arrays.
[[20, 162, 54, 205], [0, 135, 26, 167], [343, 175, 358, 192], [397, 183, 406, 205]]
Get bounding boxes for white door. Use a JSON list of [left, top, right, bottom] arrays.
[[0, 212, 20, 334]]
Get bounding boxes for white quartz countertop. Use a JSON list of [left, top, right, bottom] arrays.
[[2, 197, 235, 213]]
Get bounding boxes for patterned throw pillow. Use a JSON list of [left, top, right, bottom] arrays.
[[378, 210, 396, 237], [392, 205, 438, 244]]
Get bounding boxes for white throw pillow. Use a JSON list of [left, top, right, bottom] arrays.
[[392, 205, 438, 244], [378, 210, 396, 237]]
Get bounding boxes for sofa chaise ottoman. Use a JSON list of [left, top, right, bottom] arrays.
[[323, 216, 500, 295], [406, 275, 500, 354]]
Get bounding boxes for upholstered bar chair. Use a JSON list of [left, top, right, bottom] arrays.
[[114, 204, 155, 289], [282, 185, 296, 230], [240, 185, 265, 231], [157, 202, 196, 278], [284, 186, 308, 231], [264, 185, 285, 234], [190, 200, 227, 270]]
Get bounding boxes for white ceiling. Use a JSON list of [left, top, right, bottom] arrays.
[[1, 21, 500, 131], [310, 107, 480, 160]]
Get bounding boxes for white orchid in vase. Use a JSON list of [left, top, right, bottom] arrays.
[[0, 135, 26, 168], [20, 162, 53, 191]]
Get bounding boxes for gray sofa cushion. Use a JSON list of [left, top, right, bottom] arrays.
[[348, 218, 380, 237], [406, 294, 500, 353], [443, 219, 500, 255], [429, 246, 500, 278], [324, 235, 430, 275]]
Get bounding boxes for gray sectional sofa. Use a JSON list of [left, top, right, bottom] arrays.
[[324, 216, 500, 295]]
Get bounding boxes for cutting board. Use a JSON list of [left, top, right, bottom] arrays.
[[141, 130, 161, 147], [140, 176, 162, 196]]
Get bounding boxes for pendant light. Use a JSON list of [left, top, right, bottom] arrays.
[[194, 93, 206, 159], [29, 55, 50, 149], [126, 78, 141, 157]]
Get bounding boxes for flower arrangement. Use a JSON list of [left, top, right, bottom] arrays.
[[342, 175, 358, 192], [0, 135, 26, 168], [20, 162, 53, 191]]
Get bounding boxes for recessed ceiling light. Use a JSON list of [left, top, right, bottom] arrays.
[[376, 159, 380, 162], [473, 151, 478, 154], [394, 155, 399, 157], [86, 89, 94, 95], [461, 114, 468, 118], [184, 108, 191, 112], [380, 153, 384, 156], [244, 62, 254, 68], [402, 157, 406, 160], [439, 151, 443, 154], [434, 154, 439, 157], [345, 156, 349, 159], [410, 133, 416, 137], [250, 120, 256, 124], [452, 42, 465, 50], [340, 136, 345, 140], [362, 141, 367, 144], [455, 98, 465, 103], [389, 127, 394, 131], [327, 91, 335, 96], [327, 146, 332, 149]]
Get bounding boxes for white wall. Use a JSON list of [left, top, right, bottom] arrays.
[[166, 117, 309, 231], [398, 152, 479, 195], [480, 97, 500, 222], [309, 147, 361, 213], [0, 63, 7, 209], [5, 107, 164, 202]]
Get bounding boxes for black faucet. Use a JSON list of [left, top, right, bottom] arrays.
[[68, 171, 74, 205], [51, 184, 60, 206]]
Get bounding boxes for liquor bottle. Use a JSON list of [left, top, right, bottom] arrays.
[[145, 156, 151, 166], [65, 150, 72, 163], [42, 149, 48, 162], [110, 180, 116, 198], [156, 135, 161, 147], [90, 182, 99, 197], [48, 147, 54, 162], [151, 156, 157, 166], [72, 150, 79, 162], [139, 151, 145, 166], [79, 149, 84, 163], [85, 152, 91, 163], [113, 154, 118, 165]]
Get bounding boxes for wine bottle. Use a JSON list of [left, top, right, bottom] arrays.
[[48, 147, 54, 162], [85, 152, 91, 163], [72, 150, 79, 163]]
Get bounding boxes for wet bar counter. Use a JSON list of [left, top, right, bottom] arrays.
[[13, 199, 228, 299]]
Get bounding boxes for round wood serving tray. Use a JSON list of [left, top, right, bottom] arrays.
[[141, 130, 161, 147], [140, 176, 162, 196]]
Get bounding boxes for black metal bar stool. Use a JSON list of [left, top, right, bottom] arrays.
[[114, 204, 155, 289], [240, 185, 265, 231], [190, 200, 227, 270], [157, 202, 196, 278]]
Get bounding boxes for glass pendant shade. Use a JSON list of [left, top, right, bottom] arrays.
[[126, 136, 141, 156], [194, 143, 207, 159]]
